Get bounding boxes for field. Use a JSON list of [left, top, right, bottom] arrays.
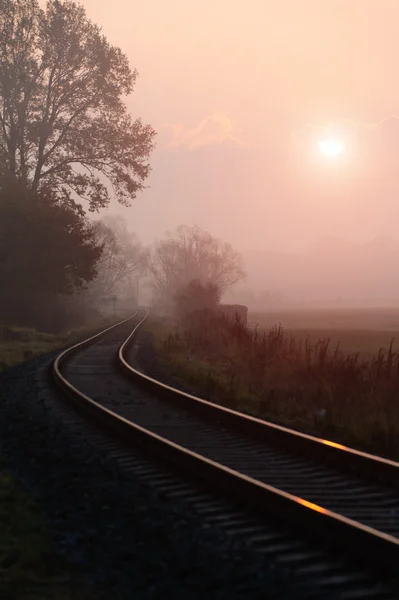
[[0, 314, 127, 372], [147, 307, 399, 460], [249, 307, 399, 357]]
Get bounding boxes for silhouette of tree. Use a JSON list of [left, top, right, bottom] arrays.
[[149, 225, 245, 308], [175, 278, 221, 321], [0, 177, 102, 326], [0, 0, 155, 210]]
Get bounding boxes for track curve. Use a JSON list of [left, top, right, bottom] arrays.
[[53, 310, 399, 592]]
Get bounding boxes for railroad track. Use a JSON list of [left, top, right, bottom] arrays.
[[53, 310, 399, 598]]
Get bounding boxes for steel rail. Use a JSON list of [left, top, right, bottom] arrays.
[[119, 311, 399, 490], [52, 312, 399, 574], [54, 313, 137, 371]]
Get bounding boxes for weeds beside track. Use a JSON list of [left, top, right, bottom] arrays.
[[52, 311, 399, 597]]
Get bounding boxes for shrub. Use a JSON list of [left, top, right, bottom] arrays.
[[158, 316, 399, 457]]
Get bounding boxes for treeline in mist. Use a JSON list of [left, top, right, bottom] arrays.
[[0, 0, 154, 331], [0, 173, 245, 332], [0, 0, 245, 333]]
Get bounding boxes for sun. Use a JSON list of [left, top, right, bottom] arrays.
[[317, 137, 344, 157]]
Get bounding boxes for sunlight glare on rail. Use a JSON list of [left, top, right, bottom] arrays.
[[321, 439, 346, 450], [298, 498, 328, 515]]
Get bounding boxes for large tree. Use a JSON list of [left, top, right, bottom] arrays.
[[0, 177, 102, 327], [0, 0, 155, 210], [149, 225, 245, 309]]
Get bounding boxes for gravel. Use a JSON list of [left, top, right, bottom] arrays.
[[0, 350, 319, 599]]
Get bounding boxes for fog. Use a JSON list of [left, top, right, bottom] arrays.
[[34, 0, 399, 309], [67, 0, 399, 311], [232, 236, 399, 308]]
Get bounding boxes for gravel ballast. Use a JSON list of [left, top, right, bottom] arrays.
[[0, 350, 321, 599]]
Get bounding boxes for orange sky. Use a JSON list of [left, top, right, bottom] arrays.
[[76, 0, 399, 254]]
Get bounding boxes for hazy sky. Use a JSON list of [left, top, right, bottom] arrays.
[[78, 0, 399, 254]]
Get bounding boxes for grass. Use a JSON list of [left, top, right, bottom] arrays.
[[249, 308, 399, 357], [148, 309, 399, 460], [0, 462, 93, 599], [0, 315, 127, 373], [0, 317, 129, 597]]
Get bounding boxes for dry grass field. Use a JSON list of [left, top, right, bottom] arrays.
[[0, 315, 126, 372], [148, 307, 399, 460], [249, 307, 399, 357]]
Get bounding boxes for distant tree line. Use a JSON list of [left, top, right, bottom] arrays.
[[149, 225, 245, 322], [0, 0, 154, 330], [0, 1, 245, 332]]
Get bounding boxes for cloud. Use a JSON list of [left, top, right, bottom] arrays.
[[159, 113, 249, 151]]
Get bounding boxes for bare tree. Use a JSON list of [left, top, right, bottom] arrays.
[[149, 225, 245, 309], [86, 215, 148, 305], [0, 0, 155, 210]]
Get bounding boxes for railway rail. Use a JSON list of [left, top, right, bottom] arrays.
[[53, 310, 399, 598]]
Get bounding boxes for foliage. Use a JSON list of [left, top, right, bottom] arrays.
[[0, 0, 155, 210], [0, 178, 102, 328], [154, 316, 399, 459], [174, 279, 221, 324], [150, 225, 245, 310], [0, 314, 122, 371]]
